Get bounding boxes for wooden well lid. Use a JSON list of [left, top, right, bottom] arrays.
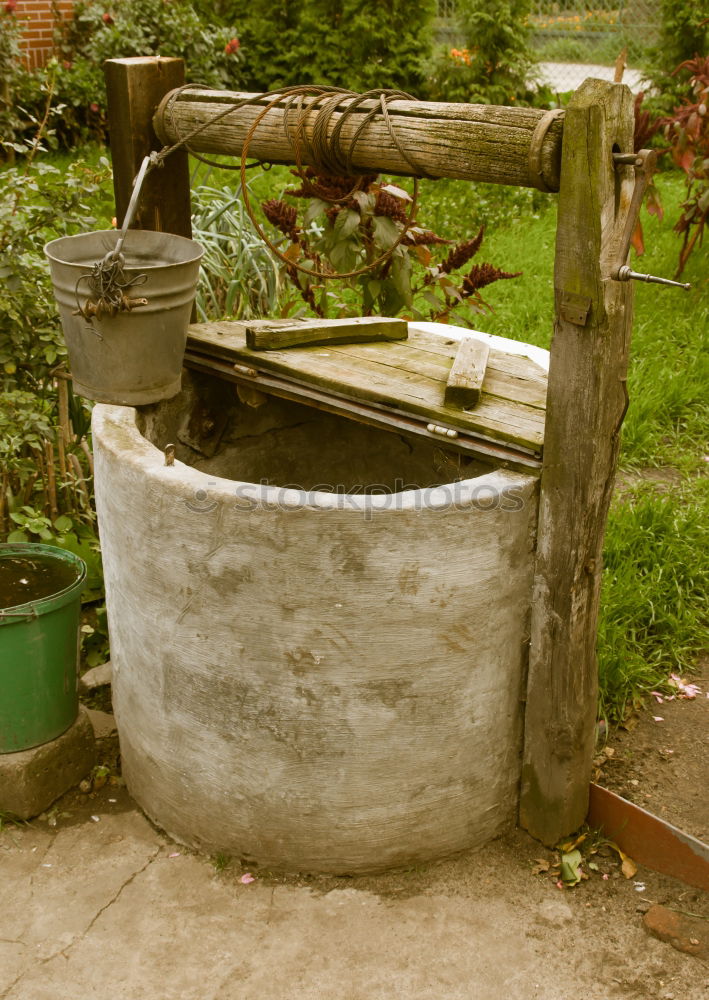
[[185, 320, 548, 471]]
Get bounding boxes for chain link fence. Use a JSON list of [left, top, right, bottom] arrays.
[[530, 0, 660, 90], [436, 1, 662, 92]]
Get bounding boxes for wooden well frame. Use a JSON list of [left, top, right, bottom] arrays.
[[104, 56, 637, 847]]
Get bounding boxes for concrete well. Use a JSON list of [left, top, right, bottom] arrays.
[[93, 365, 540, 874]]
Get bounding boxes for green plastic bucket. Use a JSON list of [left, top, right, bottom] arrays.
[[0, 543, 86, 753]]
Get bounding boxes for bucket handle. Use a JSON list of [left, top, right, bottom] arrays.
[[73, 156, 152, 325], [107, 155, 152, 266], [0, 608, 38, 623]]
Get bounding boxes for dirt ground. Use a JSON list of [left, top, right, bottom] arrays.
[[2, 673, 707, 1000], [598, 660, 709, 845]]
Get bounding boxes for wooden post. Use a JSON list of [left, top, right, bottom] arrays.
[[104, 57, 192, 237], [519, 79, 636, 846]]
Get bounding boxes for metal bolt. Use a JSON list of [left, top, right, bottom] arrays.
[[614, 265, 691, 290], [613, 152, 643, 166]]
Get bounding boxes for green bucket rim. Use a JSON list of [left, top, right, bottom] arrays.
[[0, 542, 87, 621]]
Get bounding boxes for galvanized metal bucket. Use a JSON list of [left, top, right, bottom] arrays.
[[45, 229, 203, 405]]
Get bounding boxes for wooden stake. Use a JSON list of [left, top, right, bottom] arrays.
[[45, 441, 58, 520], [56, 435, 68, 507], [21, 472, 38, 508], [519, 80, 635, 846], [0, 471, 7, 537], [33, 447, 48, 516], [69, 453, 91, 511], [614, 48, 627, 84], [80, 439, 94, 478], [104, 57, 192, 237], [56, 373, 73, 447]]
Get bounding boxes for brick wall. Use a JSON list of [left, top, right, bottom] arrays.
[[11, 1, 76, 70]]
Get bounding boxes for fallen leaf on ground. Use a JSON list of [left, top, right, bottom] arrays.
[[620, 851, 638, 879], [560, 849, 583, 887], [559, 832, 587, 853], [605, 841, 638, 879], [532, 859, 551, 875], [240, 873, 256, 884]]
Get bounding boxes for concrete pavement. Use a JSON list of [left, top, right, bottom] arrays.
[[2, 783, 705, 1000]]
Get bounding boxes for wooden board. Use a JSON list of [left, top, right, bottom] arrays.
[[445, 336, 490, 407], [244, 316, 408, 350], [187, 322, 547, 455]]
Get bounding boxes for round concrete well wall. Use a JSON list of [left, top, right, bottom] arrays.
[[93, 370, 540, 873]]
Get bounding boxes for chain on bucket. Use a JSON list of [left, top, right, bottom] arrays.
[[73, 155, 153, 326]]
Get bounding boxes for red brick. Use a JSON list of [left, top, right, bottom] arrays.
[[644, 904, 709, 959], [12, 0, 76, 69]]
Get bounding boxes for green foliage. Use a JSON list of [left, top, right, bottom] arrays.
[[0, 7, 25, 157], [192, 181, 283, 321], [0, 117, 113, 387], [428, 0, 537, 105], [660, 56, 709, 277], [211, 852, 232, 872], [7, 0, 245, 148], [238, 0, 437, 94], [598, 480, 709, 723], [655, 0, 708, 80], [81, 603, 110, 666], [0, 93, 110, 643]]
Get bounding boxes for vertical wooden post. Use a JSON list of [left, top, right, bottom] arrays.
[[519, 79, 635, 846], [104, 57, 192, 237]]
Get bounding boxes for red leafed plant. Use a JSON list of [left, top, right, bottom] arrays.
[[661, 54, 709, 276], [261, 171, 520, 323]]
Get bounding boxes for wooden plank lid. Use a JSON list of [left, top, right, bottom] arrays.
[[185, 320, 548, 461]]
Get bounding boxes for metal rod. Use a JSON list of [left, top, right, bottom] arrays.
[[112, 155, 152, 259], [615, 265, 691, 290], [612, 152, 643, 166]]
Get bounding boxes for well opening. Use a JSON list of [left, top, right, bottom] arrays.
[[138, 370, 492, 495]]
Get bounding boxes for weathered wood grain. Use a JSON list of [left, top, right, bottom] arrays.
[[187, 321, 547, 452], [519, 79, 636, 846], [154, 89, 564, 190], [444, 336, 490, 407], [245, 316, 407, 350], [104, 58, 192, 238]]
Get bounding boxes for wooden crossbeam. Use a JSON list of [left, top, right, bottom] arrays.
[[152, 88, 564, 191]]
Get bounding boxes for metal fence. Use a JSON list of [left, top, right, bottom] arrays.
[[437, 0, 662, 92]]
